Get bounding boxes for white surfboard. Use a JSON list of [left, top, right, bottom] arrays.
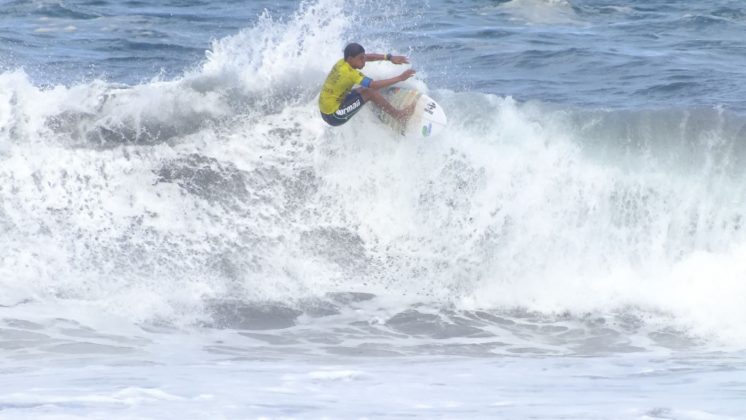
[[377, 87, 447, 138]]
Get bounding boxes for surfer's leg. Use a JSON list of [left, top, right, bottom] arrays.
[[358, 88, 415, 121]]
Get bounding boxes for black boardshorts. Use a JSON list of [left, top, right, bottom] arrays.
[[321, 90, 366, 126]]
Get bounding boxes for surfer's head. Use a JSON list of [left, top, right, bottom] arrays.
[[344, 43, 366, 69]]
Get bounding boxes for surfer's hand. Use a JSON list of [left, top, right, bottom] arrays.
[[399, 69, 416, 81], [390, 55, 409, 65]]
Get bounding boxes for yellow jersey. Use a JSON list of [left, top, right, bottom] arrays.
[[319, 59, 372, 115]]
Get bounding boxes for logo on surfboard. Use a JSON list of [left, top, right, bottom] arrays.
[[424, 102, 436, 116], [421, 123, 432, 137]]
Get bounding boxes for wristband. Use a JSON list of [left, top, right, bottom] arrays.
[[385, 53, 392, 61]]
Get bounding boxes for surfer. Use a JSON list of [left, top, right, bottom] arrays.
[[319, 42, 416, 127]]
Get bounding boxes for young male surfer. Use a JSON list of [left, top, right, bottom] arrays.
[[319, 42, 416, 126]]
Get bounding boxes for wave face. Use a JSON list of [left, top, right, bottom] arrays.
[[1, 0, 746, 350]]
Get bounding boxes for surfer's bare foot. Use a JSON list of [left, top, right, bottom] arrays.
[[395, 102, 416, 122]]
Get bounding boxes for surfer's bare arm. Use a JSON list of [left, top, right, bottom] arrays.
[[368, 69, 416, 90], [365, 53, 410, 65]]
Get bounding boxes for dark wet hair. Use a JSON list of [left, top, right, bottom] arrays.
[[344, 43, 365, 59]]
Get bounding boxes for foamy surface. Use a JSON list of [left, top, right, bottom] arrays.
[[2, 0, 746, 418]]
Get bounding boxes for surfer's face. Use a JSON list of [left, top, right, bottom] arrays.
[[347, 53, 365, 69]]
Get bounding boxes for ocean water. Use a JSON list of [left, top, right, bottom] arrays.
[[2, 0, 746, 418]]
